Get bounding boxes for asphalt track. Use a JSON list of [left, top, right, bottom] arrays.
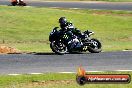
[[0, 51, 132, 74], [0, 0, 132, 10]]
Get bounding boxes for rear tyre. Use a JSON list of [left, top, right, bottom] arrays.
[[19, 2, 27, 6], [21, 2, 26, 6], [88, 38, 102, 53], [11, 2, 17, 6]]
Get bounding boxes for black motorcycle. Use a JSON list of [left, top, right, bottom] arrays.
[[49, 27, 102, 55], [11, 1, 26, 6]]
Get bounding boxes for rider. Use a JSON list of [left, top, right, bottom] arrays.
[[59, 17, 83, 37], [11, 0, 24, 4], [17, 0, 24, 4], [58, 17, 84, 51]]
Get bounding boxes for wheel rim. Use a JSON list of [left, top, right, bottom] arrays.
[[52, 41, 67, 53], [91, 40, 101, 49]]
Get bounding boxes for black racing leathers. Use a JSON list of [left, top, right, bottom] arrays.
[[60, 22, 82, 37], [59, 22, 82, 51]]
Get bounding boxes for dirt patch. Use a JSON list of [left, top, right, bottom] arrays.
[[27, 80, 75, 87], [57, 8, 132, 16], [0, 46, 21, 54], [92, 11, 132, 16], [119, 37, 132, 42], [16, 80, 75, 88]]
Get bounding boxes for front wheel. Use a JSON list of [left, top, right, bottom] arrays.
[[88, 38, 102, 53], [50, 40, 67, 55]]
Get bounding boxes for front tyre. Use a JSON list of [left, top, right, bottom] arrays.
[[50, 41, 67, 55], [88, 38, 102, 53]]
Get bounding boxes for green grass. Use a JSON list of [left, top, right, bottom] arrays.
[[0, 73, 75, 87], [0, 72, 132, 88], [0, 6, 132, 52]]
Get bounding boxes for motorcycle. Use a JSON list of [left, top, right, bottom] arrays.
[[49, 27, 102, 55], [11, 0, 26, 6]]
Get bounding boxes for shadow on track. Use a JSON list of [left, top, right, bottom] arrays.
[[7, 52, 91, 55], [30, 52, 56, 55], [30, 52, 90, 55]]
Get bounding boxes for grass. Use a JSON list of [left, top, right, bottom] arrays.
[[0, 6, 132, 52], [0, 72, 132, 88], [0, 73, 75, 87]]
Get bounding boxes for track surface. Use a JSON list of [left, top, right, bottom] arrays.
[[0, 0, 132, 10], [0, 51, 132, 74]]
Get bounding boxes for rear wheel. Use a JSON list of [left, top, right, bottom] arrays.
[[19, 2, 27, 6], [21, 2, 26, 6], [11, 2, 17, 6], [88, 38, 102, 53], [50, 40, 67, 55]]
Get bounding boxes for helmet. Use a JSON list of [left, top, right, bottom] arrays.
[[59, 17, 67, 25]]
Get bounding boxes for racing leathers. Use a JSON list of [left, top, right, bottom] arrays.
[[59, 22, 83, 51]]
